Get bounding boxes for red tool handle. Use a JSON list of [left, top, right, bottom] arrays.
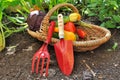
[[45, 21, 56, 44]]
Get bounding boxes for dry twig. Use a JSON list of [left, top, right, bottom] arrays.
[[82, 60, 96, 77]]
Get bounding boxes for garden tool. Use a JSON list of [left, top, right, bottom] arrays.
[[31, 21, 55, 76], [54, 14, 74, 76]]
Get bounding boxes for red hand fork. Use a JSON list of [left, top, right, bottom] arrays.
[[31, 21, 55, 76]]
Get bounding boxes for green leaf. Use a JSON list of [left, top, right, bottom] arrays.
[[84, 8, 91, 15], [109, 1, 118, 8], [90, 0, 98, 3], [88, 13, 96, 16], [0, 32, 5, 51], [112, 42, 118, 50], [112, 15, 120, 23], [105, 21, 116, 28], [117, 26, 120, 29], [0, 22, 5, 51], [87, 3, 97, 8], [100, 22, 105, 27], [99, 9, 107, 21], [0, 12, 2, 21], [99, 14, 105, 21]]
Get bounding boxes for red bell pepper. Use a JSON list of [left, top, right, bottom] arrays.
[[76, 29, 86, 38], [64, 22, 76, 33]]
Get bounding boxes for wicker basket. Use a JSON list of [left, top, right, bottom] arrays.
[[27, 3, 111, 52]]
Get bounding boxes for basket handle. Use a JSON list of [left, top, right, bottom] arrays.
[[39, 3, 79, 35]]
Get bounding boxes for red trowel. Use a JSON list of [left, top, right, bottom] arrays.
[[54, 14, 74, 76]]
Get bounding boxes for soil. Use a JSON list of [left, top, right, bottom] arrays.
[[0, 28, 120, 80]]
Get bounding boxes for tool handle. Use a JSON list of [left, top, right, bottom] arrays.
[[58, 14, 64, 39], [45, 21, 56, 44]]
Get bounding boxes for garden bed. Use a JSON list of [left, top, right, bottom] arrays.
[[0, 1, 120, 80], [0, 29, 120, 80]]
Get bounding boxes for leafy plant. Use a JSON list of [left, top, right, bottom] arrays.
[[0, 0, 29, 51], [0, 0, 20, 51], [107, 42, 118, 51], [81, 0, 120, 28], [0, 22, 5, 51], [112, 42, 118, 50]]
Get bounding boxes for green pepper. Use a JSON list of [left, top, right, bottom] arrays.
[[53, 32, 59, 38]]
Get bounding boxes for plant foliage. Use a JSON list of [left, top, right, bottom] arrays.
[[79, 0, 120, 28]]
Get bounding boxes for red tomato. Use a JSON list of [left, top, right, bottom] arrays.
[[76, 29, 86, 38], [64, 22, 76, 33]]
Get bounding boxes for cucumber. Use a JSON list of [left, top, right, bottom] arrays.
[[50, 16, 69, 24], [53, 32, 59, 38]]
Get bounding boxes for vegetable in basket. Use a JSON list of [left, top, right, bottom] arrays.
[[64, 30, 76, 41], [69, 13, 81, 22], [27, 9, 46, 31], [64, 22, 76, 33], [53, 28, 76, 41], [76, 29, 86, 38], [63, 16, 70, 23], [54, 21, 77, 33], [53, 32, 59, 38], [54, 27, 59, 32], [51, 13, 81, 23], [27, 10, 86, 32], [26, 3, 111, 52]]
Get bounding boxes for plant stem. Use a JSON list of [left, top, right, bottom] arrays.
[[0, 22, 5, 51]]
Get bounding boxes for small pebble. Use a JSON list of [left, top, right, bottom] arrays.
[[82, 70, 93, 80]]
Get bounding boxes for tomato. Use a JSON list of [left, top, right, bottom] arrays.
[[64, 22, 76, 33], [76, 29, 86, 38]]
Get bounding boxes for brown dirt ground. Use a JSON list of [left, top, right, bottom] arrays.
[[0, 28, 120, 80]]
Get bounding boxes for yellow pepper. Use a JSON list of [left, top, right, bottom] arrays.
[[69, 13, 81, 22], [64, 30, 76, 41], [53, 27, 76, 41], [54, 27, 59, 32]]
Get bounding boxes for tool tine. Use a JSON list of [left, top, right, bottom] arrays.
[[40, 58, 45, 76], [36, 55, 40, 74], [31, 56, 37, 73], [45, 58, 50, 76]]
